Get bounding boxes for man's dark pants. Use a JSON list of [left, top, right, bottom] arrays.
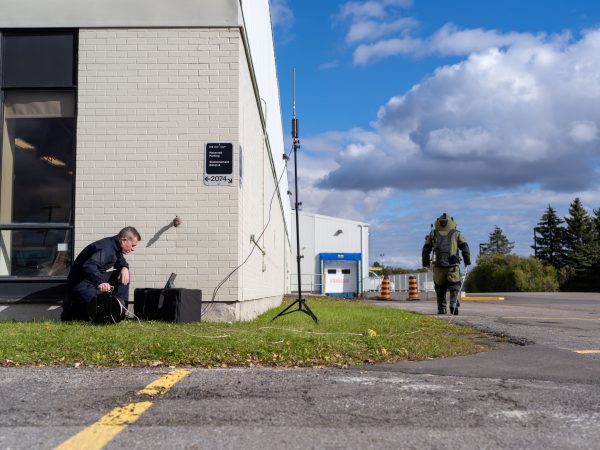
[[62, 271, 129, 321]]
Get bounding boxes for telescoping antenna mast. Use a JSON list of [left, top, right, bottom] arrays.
[[272, 69, 318, 324]]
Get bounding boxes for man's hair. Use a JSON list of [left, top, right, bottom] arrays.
[[118, 226, 141, 241]]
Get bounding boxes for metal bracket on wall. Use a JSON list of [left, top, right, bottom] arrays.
[[250, 234, 266, 256]]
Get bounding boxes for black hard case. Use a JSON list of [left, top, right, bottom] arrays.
[[134, 288, 202, 323]]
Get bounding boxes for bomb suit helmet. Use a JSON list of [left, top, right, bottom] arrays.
[[434, 213, 457, 232]]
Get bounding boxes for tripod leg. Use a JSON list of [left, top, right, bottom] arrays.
[[299, 300, 318, 324], [272, 299, 301, 321], [272, 299, 319, 323]]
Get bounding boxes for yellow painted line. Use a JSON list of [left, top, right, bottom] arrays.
[[55, 401, 153, 450], [461, 296, 505, 301], [575, 350, 600, 354], [55, 369, 189, 450], [136, 369, 190, 396]]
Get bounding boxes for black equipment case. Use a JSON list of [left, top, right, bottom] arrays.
[[88, 292, 126, 324], [134, 288, 202, 323]]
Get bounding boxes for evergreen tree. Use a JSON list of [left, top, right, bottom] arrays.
[[563, 198, 598, 290], [586, 208, 600, 291], [483, 226, 514, 255], [533, 205, 566, 269], [564, 198, 595, 266]]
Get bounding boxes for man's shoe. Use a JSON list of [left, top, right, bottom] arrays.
[[437, 307, 447, 315], [449, 305, 459, 315]]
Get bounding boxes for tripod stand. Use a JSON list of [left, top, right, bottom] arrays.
[[272, 70, 318, 324]]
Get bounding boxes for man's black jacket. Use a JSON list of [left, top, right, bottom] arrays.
[[67, 236, 129, 287]]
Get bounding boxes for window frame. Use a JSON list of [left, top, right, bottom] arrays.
[[0, 29, 77, 283]]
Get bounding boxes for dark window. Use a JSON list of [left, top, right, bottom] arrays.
[[0, 30, 77, 282], [2, 32, 76, 87], [7, 229, 71, 277], [0, 91, 75, 277], [327, 269, 337, 274], [342, 269, 351, 274], [8, 117, 74, 223]]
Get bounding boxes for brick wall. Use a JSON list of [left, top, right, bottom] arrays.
[[238, 42, 288, 308], [77, 28, 241, 305]]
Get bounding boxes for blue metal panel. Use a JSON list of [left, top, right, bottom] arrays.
[[320, 253, 362, 298], [319, 252, 362, 261]]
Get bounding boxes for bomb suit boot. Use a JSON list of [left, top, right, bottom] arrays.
[[435, 284, 447, 314]]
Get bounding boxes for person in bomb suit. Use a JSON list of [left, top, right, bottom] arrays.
[[422, 213, 471, 315]]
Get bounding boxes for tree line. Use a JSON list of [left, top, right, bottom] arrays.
[[533, 198, 600, 291], [469, 197, 600, 292], [374, 198, 600, 292]]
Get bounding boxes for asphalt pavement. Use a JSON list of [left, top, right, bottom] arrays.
[[1, 292, 599, 449]]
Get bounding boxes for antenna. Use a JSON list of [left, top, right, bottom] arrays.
[[272, 68, 318, 324], [292, 68, 298, 139]]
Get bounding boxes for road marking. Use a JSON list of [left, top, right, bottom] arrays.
[[137, 369, 190, 396], [575, 350, 600, 354], [55, 401, 153, 450], [503, 316, 600, 321], [55, 369, 189, 450], [461, 296, 505, 301]]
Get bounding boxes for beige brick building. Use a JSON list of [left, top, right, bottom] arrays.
[[0, 0, 291, 321]]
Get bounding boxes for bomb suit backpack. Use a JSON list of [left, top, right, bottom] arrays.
[[431, 214, 460, 268]]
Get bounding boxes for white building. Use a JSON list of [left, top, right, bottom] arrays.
[[0, 0, 291, 321], [291, 211, 369, 297]]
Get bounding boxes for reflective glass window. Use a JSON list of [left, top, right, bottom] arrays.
[[0, 91, 75, 277], [2, 229, 71, 277]]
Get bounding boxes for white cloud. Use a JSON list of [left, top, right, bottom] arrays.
[[296, 27, 600, 266], [319, 29, 600, 193], [339, 1, 388, 20], [350, 22, 571, 65], [425, 127, 496, 158], [428, 23, 544, 56], [270, 0, 294, 44], [270, 0, 294, 29], [354, 37, 423, 64], [318, 60, 339, 70], [346, 17, 417, 44], [338, 0, 416, 55], [570, 120, 598, 143]]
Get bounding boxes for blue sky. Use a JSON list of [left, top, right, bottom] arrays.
[[270, 0, 600, 268]]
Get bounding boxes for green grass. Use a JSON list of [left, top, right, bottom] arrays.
[[0, 298, 491, 368]]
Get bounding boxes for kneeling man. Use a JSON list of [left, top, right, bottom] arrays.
[[62, 227, 141, 321]]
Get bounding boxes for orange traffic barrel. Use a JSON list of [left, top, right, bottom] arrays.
[[407, 276, 420, 301], [380, 276, 391, 300]]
